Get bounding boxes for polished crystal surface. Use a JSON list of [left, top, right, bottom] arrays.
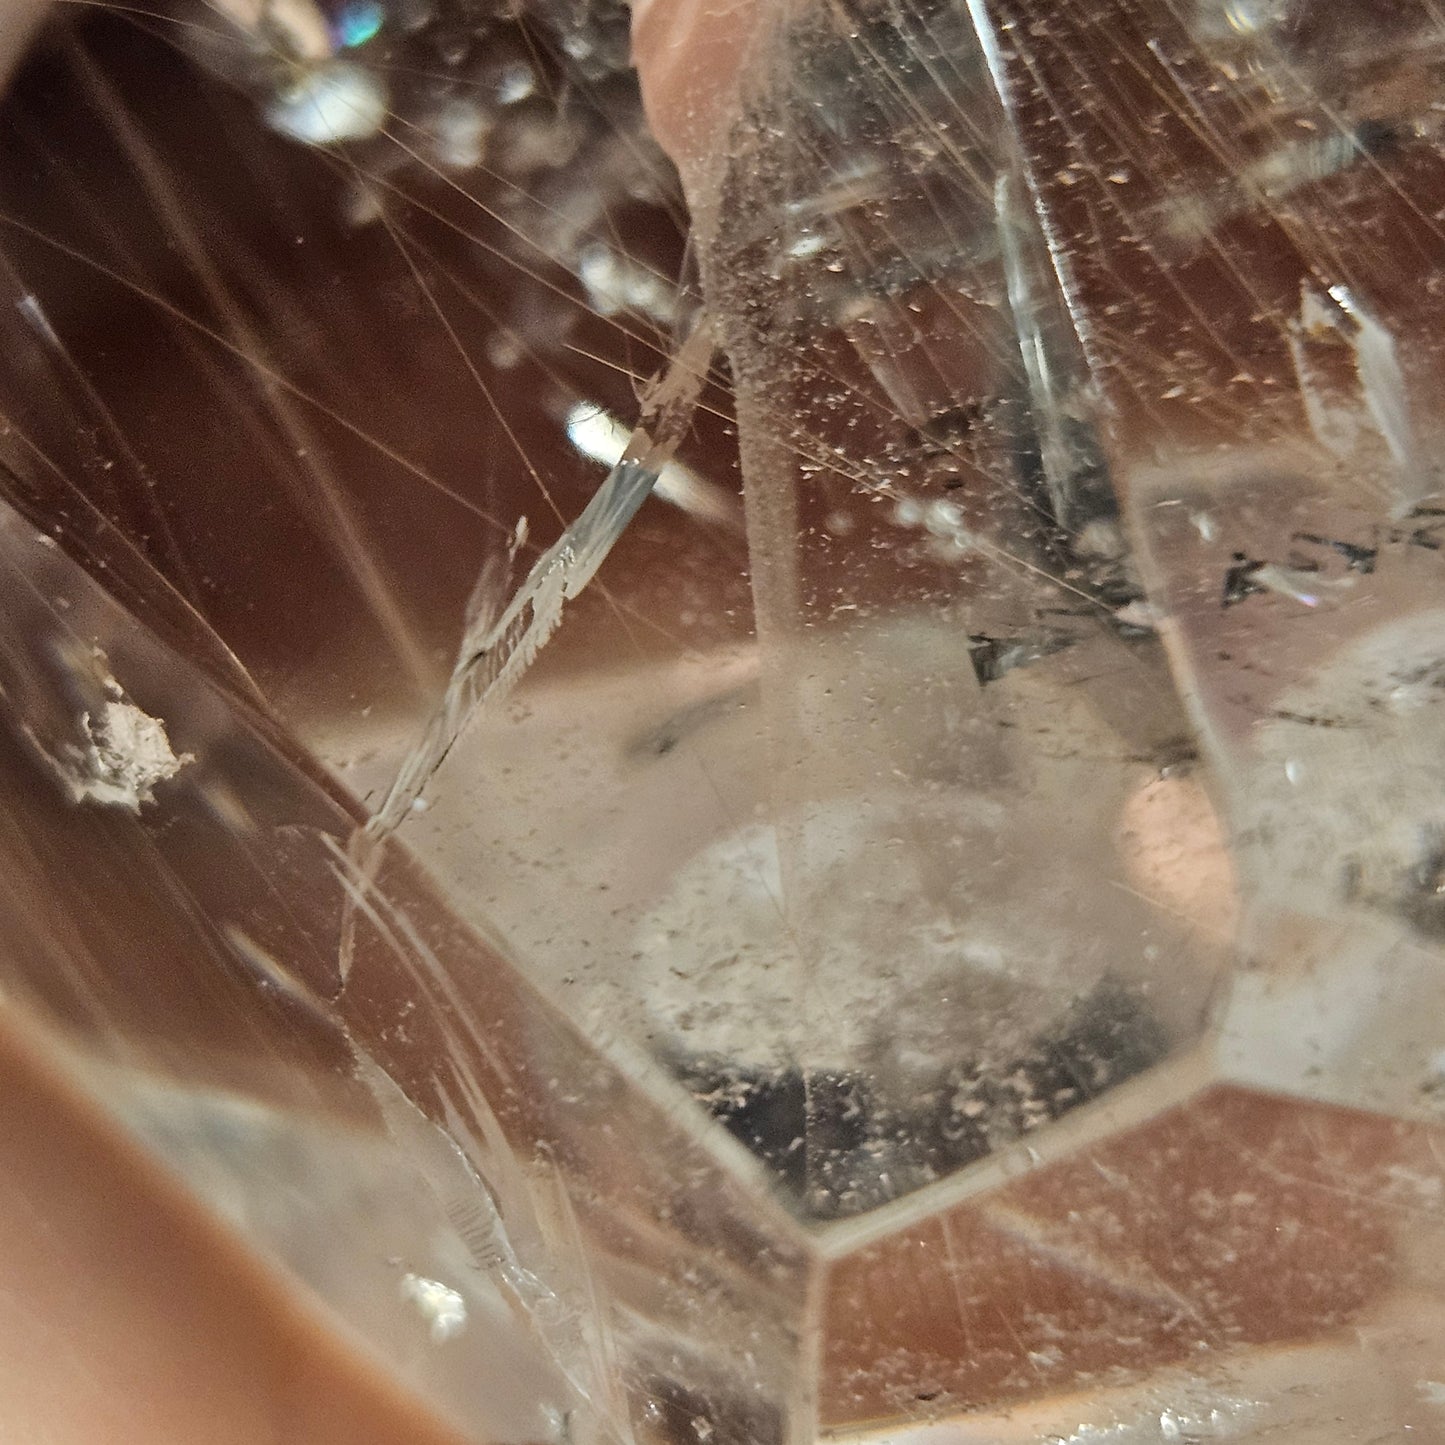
[[0, 0, 1443, 1440]]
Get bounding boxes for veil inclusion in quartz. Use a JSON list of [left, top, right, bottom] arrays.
[[2, 0, 1445, 1440]]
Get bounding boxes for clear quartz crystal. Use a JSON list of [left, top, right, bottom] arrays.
[[1, 0, 1445, 1441]]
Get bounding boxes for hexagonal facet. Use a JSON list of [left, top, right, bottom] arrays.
[[4, 0, 1445, 1441]]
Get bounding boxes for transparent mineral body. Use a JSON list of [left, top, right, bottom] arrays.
[[0, 0, 1443, 1441]]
